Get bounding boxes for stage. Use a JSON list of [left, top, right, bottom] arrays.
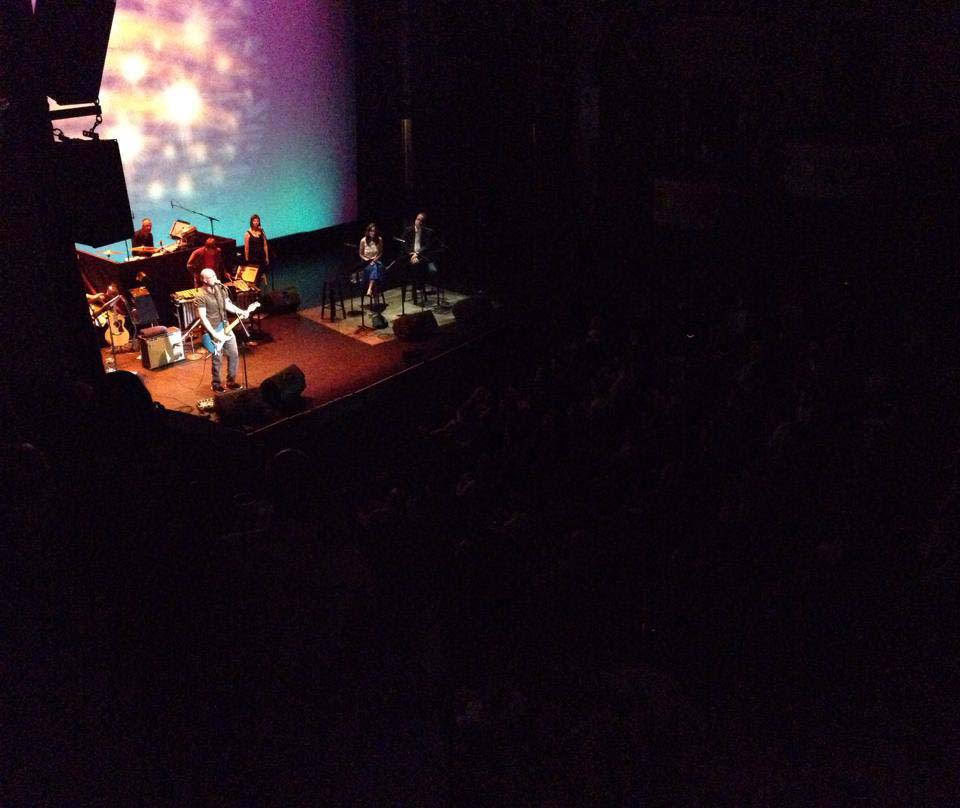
[[102, 287, 496, 433]]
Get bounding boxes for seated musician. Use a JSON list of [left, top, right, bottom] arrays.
[[87, 283, 130, 344], [358, 223, 384, 298], [132, 218, 154, 248], [187, 237, 223, 288], [402, 212, 440, 303], [86, 282, 118, 310]]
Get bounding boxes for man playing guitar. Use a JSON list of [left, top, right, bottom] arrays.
[[196, 268, 254, 392]]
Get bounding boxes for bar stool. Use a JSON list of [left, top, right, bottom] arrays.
[[320, 277, 348, 321], [400, 265, 442, 313]]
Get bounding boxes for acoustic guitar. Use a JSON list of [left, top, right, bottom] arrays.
[[105, 310, 130, 347]]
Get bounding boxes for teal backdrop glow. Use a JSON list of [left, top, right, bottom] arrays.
[[59, 0, 356, 254]]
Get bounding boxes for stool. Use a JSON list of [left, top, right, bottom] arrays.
[[320, 278, 348, 321], [400, 269, 442, 314]]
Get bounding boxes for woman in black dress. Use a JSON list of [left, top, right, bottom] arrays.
[[244, 214, 270, 286]]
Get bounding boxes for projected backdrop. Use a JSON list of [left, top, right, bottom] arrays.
[[61, 0, 356, 252]]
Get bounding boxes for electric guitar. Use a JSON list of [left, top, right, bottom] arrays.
[[202, 302, 260, 356]]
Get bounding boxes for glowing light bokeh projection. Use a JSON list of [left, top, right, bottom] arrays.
[[58, 0, 356, 252]]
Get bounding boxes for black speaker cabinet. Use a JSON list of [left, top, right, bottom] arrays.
[[260, 365, 306, 410], [36, 0, 116, 104], [392, 310, 439, 342], [53, 138, 133, 247], [214, 387, 265, 426]]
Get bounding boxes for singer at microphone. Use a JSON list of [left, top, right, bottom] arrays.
[[196, 268, 251, 393], [187, 236, 224, 288]]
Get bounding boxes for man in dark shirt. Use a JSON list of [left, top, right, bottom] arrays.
[[132, 218, 154, 248], [402, 211, 441, 304], [196, 267, 251, 392]]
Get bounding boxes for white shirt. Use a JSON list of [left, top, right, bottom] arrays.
[[361, 238, 380, 260]]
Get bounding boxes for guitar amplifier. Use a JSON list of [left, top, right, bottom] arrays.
[[139, 326, 184, 369]]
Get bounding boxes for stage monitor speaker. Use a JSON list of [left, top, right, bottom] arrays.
[[53, 139, 133, 247], [214, 387, 265, 426], [261, 287, 300, 314], [260, 364, 306, 410], [139, 327, 184, 370], [392, 310, 438, 342], [36, 0, 117, 105], [128, 287, 159, 326], [451, 295, 493, 326]]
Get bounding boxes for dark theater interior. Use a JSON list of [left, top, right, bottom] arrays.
[[3, 1, 960, 803]]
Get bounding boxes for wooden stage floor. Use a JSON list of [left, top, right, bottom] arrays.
[[103, 299, 478, 428]]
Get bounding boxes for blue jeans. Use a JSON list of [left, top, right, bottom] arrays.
[[203, 325, 239, 384], [363, 260, 384, 286]]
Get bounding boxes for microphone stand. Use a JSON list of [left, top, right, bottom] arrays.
[[233, 309, 252, 390], [171, 200, 220, 236]]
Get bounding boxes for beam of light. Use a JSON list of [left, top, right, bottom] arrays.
[[110, 119, 146, 163], [162, 81, 203, 127], [183, 9, 210, 50], [120, 54, 149, 85]]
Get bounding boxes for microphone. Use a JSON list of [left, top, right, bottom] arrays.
[[393, 237, 406, 243]]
